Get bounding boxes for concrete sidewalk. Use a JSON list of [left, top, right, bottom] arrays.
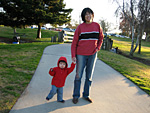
[[10, 44, 150, 113]]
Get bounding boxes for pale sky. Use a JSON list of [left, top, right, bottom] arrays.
[[0, 0, 120, 30], [64, 0, 119, 28]]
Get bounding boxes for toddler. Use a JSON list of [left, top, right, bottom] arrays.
[[46, 56, 76, 103]]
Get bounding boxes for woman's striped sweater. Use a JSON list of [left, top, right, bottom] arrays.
[[71, 22, 104, 58]]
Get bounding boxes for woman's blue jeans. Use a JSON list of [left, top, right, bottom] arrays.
[[73, 52, 97, 98], [47, 85, 63, 101]]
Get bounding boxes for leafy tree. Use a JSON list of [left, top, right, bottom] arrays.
[[66, 19, 79, 29], [30, 0, 72, 38], [0, 0, 28, 34], [99, 18, 110, 33], [72, 19, 79, 29], [0, 0, 72, 38]]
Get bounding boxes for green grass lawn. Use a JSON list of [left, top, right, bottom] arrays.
[[0, 26, 150, 113], [98, 36, 150, 96], [98, 50, 150, 95], [110, 36, 150, 60], [0, 42, 60, 113]]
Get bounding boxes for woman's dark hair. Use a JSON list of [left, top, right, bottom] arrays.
[[81, 7, 94, 23]]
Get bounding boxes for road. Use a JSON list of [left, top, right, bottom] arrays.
[[10, 44, 150, 113]]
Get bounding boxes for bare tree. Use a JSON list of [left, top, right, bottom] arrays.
[[99, 18, 111, 33], [119, 12, 131, 36], [113, 0, 138, 57], [113, 0, 149, 56], [136, 0, 150, 54]]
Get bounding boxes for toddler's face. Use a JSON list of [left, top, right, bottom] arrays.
[[59, 62, 66, 69]]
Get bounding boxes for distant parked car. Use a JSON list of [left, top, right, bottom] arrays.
[[108, 33, 116, 36], [124, 36, 130, 38], [114, 34, 121, 37], [119, 35, 125, 38], [103, 33, 107, 37], [55, 28, 62, 31], [41, 27, 46, 30], [71, 29, 76, 32], [114, 34, 130, 38], [63, 28, 73, 32]]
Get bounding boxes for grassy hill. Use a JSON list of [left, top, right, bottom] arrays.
[[0, 26, 58, 42]]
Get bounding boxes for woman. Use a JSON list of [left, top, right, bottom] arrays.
[[71, 7, 104, 104]]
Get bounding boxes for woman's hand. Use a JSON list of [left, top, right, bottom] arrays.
[[96, 48, 98, 51], [72, 57, 76, 64]]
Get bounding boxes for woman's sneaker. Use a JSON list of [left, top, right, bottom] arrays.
[[72, 98, 78, 104], [83, 97, 92, 103]]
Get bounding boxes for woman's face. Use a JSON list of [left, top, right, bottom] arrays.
[[85, 12, 93, 23]]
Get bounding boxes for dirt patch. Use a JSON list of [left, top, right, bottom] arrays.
[[0, 37, 13, 44], [0, 37, 34, 44], [117, 49, 150, 66]]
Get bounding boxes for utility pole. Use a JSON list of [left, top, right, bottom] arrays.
[[79, 13, 81, 24]]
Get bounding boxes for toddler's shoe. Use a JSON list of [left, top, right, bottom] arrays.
[[58, 100, 65, 103], [46, 97, 50, 101]]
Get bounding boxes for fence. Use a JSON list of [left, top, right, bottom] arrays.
[[101, 33, 113, 50], [55, 31, 74, 42], [57, 31, 113, 51]]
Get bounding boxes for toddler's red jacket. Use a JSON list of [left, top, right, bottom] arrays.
[[49, 56, 75, 87]]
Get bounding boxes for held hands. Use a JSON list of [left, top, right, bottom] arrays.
[[72, 57, 76, 64], [96, 48, 98, 51]]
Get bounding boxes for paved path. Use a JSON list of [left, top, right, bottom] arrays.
[[10, 44, 150, 113]]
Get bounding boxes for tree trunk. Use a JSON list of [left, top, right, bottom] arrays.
[[37, 25, 41, 38], [133, 35, 139, 53], [138, 31, 142, 54], [129, 0, 135, 57], [133, 24, 141, 53], [138, 39, 141, 54], [13, 28, 16, 35], [138, 0, 149, 53], [145, 33, 149, 42], [130, 25, 134, 57]]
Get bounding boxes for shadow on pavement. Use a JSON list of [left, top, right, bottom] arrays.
[[10, 99, 90, 113]]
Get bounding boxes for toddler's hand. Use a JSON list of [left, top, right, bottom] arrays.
[[50, 68, 53, 71]]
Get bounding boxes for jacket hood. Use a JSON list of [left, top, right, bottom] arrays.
[[57, 56, 68, 68]]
